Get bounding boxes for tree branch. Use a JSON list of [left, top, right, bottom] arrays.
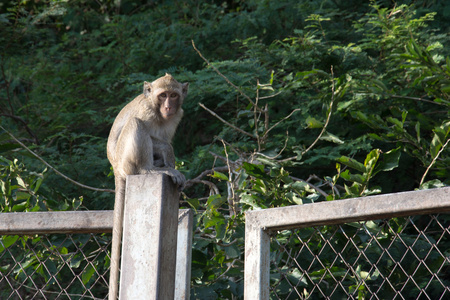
[[184, 179, 220, 194], [389, 94, 446, 106], [199, 103, 256, 139], [263, 108, 301, 139], [0, 113, 40, 144], [279, 66, 336, 162], [420, 138, 450, 186], [0, 125, 114, 193], [192, 40, 259, 109]]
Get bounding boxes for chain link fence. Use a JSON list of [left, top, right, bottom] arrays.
[[244, 187, 450, 299], [0, 233, 111, 299], [0, 207, 192, 300], [269, 214, 450, 299]]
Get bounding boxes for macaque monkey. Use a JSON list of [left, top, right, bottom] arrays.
[[106, 73, 188, 300]]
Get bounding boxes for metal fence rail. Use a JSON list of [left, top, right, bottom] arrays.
[[244, 187, 450, 299]]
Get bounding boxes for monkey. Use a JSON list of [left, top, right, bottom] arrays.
[[106, 73, 188, 300]]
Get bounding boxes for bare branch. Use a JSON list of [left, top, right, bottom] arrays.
[[212, 259, 239, 282], [264, 108, 301, 139], [209, 151, 238, 167], [0, 125, 114, 193], [192, 40, 257, 108], [259, 91, 282, 100], [420, 138, 450, 186], [199, 103, 256, 139], [220, 138, 237, 216], [307, 174, 341, 197], [184, 179, 220, 195], [255, 79, 261, 150], [1, 114, 40, 144], [256, 131, 289, 160], [301, 66, 336, 156], [279, 66, 336, 162], [191, 166, 230, 182], [389, 94, 446, 106], [217, 239, 239, 247]]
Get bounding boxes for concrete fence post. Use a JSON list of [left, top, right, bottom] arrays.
[[119, 173, 180, 299], [175, 209, 193, 300]]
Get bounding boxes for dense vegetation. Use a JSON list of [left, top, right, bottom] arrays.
[[1, 0, 449, 298]]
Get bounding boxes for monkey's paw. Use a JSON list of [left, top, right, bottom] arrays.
[[170, 170, 186, 190]]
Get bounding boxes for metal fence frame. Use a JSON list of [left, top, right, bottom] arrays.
[[244, 187, 450, 299], [0, 209, 193, 299]]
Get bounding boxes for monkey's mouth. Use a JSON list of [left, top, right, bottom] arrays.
[[161, 112, 175, 119]]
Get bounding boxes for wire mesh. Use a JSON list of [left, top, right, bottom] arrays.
[[0, 233, 111, 300], [270, 214, 450, 299]]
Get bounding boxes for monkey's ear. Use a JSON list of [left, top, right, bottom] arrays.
[[143, 81, 152, 98], [182, 82, 189, 98]]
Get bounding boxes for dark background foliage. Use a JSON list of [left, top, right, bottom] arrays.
[[1, 0, 449, 298]]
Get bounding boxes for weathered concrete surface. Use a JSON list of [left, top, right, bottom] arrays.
[[247, 187, 450, 232], [0, 211, 113, 234], [175, 209, 193, 300], [244, 214, 270, 300], [119, 174, 179, 300]]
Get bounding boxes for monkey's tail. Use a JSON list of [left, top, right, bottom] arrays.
[[108, 177, 126, 300]]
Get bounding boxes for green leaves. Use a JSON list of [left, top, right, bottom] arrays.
[[0, 157, 44, 212], [430, 121, 450, 159], [202, 195, 228, 240], [2, 1, 450, 298], [210, 171, 229, 181], [242, 162, 267, 179], [336, 148, 401, 197]]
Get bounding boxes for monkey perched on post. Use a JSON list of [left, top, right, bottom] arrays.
[[106, 73, 188, 300]]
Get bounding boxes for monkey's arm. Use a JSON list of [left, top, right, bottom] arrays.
[[151, 137, 175, 167], [148, 137, 186, 186]]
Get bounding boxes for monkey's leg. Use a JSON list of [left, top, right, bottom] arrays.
[[109, 176, 125, 300], [152, 138, 176, 168], [150, 138, 186, 187], [115, 118, 155, 178]]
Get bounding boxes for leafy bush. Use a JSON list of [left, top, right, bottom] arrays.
[[1, 0, 449, 298]]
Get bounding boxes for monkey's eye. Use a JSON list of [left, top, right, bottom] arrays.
[[170, 93, 178, 98], [159, 93, 167, 98]]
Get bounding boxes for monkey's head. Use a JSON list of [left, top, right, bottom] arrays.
[[143, 74, 189, 120]]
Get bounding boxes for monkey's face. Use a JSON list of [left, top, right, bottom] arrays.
[[143, 74, 188, 120], [157, 91, 181, 120]]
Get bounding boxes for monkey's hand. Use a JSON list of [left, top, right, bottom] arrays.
[[145, 168, 185, 189], [167, 169, 186, 189]]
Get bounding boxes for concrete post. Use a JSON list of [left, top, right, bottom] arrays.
[[244, 212, 270, 300], [175, 209, 193, 300], [119, 173, 179, 300]]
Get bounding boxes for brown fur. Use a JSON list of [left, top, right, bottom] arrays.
[[107, 73, 187, 183]]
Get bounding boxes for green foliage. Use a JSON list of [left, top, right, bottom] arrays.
[[0, 156, 82, 212], [335, 148, 401, 198], [1, 0, 450, 298]]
